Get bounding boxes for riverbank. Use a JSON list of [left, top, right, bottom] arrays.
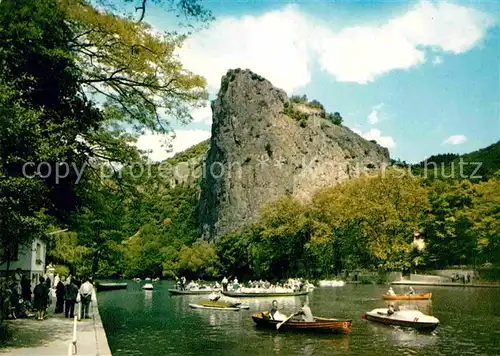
[[391, 280, 500, 288], [0, 290, 111, 355]]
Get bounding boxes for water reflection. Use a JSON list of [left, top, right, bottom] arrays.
[[98, 282, 500, 356], [272, 334, 282, 354], [366, 322, 438, 348], [144, 290, 153, 308]]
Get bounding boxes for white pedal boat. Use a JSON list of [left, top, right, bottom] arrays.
[[363, 308, 439, 331], [189, 303, 250, 311]]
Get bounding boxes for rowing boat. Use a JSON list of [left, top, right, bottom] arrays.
[[168, 289, 220, 295], [382, 292, 432, 300], [222, 290, 309, 298], [189, 303, 249, 311], [362, 308, 439, 331], [96, 282, 128, 291], [252, 312, 352, 333]]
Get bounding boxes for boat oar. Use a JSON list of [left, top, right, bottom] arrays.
[[276, 312, 299, 330]]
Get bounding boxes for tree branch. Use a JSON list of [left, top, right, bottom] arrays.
[[135, 0, 147, 23]]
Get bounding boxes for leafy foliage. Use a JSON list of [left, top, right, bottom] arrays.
[[63, 0, 208, 134], [0, 0, 209, 277], [325, 112, 343, 125], [411, 141, 500, 181]]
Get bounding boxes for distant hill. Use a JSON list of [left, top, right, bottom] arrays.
[[162, 139, 209, 166], [411, 141, 500, 181]]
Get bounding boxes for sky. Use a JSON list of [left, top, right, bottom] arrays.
[[134, 0, 500, 163]]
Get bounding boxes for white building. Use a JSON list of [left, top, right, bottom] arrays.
[[0, 237, 47, 285]]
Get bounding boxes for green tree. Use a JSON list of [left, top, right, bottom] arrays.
[[464, 173, 500, 265], [312, 169, 428, 271], [0, 0, 209, 276], [257, 195, 311, 279], [423, 179, 476, 268]]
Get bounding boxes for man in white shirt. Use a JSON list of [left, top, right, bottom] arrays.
[[79, 278, 93, 319], [299, 300, 314, 322]]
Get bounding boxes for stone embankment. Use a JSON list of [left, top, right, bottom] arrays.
[[1, 290, 111, 355]]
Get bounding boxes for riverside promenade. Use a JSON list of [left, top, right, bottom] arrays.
[[391, 280, 500, 288], [0, 290, 111, 355]]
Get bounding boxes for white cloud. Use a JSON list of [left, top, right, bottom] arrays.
[[178, 1, 495, 89], [368, 103, 384, 124], [179, 6, 311, 92], [433, 56, 444, 65], [443, 134, 467, 145], [353, 128, 396, 148], [317, 1, 494, 83], [191, 102, 212, 125], [388, 1, 494, 54], [136, 129, 211, 161]]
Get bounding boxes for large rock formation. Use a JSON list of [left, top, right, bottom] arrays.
[[199, 69, 390, 239]]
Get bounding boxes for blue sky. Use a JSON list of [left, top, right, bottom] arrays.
[[134, 0, 500, 163]]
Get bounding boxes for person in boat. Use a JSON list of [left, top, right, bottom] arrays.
[[387, 304, 395, 315], [407, 286, 415, 295], [208, 292, 221, 301], [221, 277, 229, 292], [269, 300, 287, 321], [387, 287, 396, 296], [232, 278, 240, 291], [297, 300, 314, 322], [180, 276, 186, 291]]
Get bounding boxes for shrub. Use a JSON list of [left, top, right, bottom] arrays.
[[325, 112, 343, 125], [308, 99, 324, 110], [54, 264, 70, 278], [290, 94, 308, 103], [265, 143, 273, 157]]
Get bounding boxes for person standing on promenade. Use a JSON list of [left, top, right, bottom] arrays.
[[20, 275, 31, 307], [79, 278, 93, 319], [64, 279, 78, 318], [33, 277, 49, 320], [55, 276, 66, 313]]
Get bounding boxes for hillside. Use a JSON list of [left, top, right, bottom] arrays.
[[198, 69, 390, 240], [412, 141, 500, 180]]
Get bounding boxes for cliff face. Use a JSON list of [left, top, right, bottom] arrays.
[[199, 69, 390, 239]]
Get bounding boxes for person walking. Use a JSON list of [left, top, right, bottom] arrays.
[[79, 278, 93, 319], [64, 279, 78, 318]]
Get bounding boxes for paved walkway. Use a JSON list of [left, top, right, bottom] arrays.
[[391, 280, 500, 288], [0, 291, 111, 355]]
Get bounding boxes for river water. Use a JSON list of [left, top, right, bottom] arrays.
[[97, 282, 500, 356]]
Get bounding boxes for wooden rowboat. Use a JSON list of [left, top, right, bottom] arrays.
[[96, 282, 128, 291], [363, 308, 439, 331], [252, 312, 352, 333], [223, 290, 309, 298], [168, 289, 220, 295], [189, 303, 249, 311], [382, 292, 432, 300]]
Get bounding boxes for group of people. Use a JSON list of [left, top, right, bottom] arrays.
[[387, 286, 415, 296], [54, 276, 94, 320], [220, 277, 310, 293], [268, 299, 314, 322], [0, 269, 94, 322], [451, 273, 472, 284]]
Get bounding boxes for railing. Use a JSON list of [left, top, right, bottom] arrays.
[[67, 301, 81, 356]]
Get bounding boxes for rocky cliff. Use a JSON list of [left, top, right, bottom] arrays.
[[199, 69, 390, 239]]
